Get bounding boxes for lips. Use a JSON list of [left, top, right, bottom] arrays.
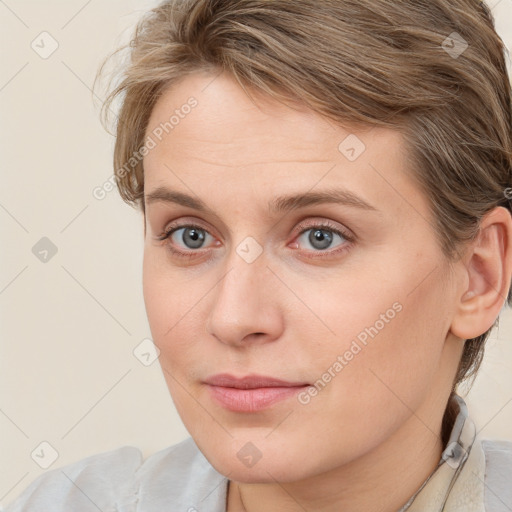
[[204, 373, 310, 412], [204, 373, 309, 389]]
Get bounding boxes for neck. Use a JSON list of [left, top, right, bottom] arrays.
[[227, 392, 448, 512]]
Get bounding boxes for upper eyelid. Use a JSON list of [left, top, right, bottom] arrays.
[[162, 219, 352, 245], [162, 217, 348, 234]]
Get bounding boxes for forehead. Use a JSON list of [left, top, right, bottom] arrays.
[[142, 71, 424, 222], [146, 73, 339, 163]]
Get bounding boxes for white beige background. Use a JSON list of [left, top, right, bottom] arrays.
[[1, 0, 512, 507]]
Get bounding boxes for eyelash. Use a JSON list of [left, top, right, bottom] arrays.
[[156, 220, 355, 260]]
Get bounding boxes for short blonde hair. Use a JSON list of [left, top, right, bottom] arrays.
[[96, 0, 512, 442]]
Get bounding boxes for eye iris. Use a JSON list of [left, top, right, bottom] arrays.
[[175, 227, 339, 251], [309, 228, 333, 250], [182, 227, 205, 249]]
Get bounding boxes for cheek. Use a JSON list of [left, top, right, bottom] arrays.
[[142, 250, 209, 371], [142, 251, 184, 351], [301, 259, 449, 415], [320, 276, 448, 437]]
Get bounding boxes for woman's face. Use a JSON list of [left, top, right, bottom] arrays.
[[142, 71, 464, 482]]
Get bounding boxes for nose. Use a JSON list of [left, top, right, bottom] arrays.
[[205, 247, 283, 348]]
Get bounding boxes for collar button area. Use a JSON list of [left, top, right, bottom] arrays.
[[442, 441, 467, 469]]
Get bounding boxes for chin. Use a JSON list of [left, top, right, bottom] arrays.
[[196, 436, 320, 483]]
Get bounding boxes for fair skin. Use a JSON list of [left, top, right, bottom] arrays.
[[141, 70, 512, 512]]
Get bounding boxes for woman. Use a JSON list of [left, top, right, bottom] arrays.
[[6, 0, 512, 510]]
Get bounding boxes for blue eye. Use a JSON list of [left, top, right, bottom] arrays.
[[157, 220, 354, 260], [297, 226, 346, 251], [174, 226, 207, 249], [158, 224, 213, 251]]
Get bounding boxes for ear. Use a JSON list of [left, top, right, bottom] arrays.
[[450, 206, 512, 340]]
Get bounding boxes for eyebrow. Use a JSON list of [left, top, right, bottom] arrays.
[[144, 186, 379, 215]]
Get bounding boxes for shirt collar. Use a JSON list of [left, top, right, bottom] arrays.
[[398, 393, 486, 512]]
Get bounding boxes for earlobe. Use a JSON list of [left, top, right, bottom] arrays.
[[450, 206, 512, 340]]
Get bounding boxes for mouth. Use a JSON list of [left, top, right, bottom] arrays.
[[203, 373, 310, 412]]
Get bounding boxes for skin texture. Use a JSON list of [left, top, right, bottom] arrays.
[[141, 71, 512, 512]]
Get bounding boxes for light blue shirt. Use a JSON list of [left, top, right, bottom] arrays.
[[4, 394, 512, 511]]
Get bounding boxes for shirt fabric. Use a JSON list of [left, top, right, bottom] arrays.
[[4, 394, 512, 511]]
